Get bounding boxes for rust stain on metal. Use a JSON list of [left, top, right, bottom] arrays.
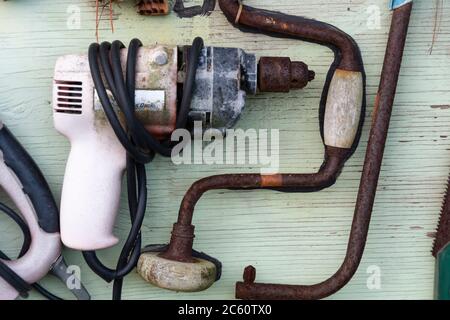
[[219, 0, 363, 72], [260, 175, 283, 188], [235, 1, 414, 300], [137, 0, 170, 16], [152, 0, 384, 300], [258, 57, 315, 93]]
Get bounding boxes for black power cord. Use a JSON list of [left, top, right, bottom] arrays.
[[0, 202, 63, 300], [84, 37, 204, 300]]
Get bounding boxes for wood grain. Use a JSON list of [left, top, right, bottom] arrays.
[[0, 0, 449, 300]]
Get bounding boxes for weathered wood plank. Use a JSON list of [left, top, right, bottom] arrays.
[[0, 0, 449, 300]]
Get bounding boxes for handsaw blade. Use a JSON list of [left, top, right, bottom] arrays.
[[433, 175, 450, 257]]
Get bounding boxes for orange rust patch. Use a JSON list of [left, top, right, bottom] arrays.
[[372, 94, 380, 126], [261, 175, 283, 187]]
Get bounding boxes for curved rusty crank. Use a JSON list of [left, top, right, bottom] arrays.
[[140, 0, 412, 299], [140, 0, 366, 296], [235, 1, 414, 299]]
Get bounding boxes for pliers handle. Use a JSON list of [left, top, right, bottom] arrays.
[[0, 122, 61, 300]]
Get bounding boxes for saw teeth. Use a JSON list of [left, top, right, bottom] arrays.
[[137, 0, 169, 15], [433, 175, 450, 257]]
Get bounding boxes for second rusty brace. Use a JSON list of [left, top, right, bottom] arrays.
[[138, 0, 370, 297]]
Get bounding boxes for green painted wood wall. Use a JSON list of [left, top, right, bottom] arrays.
[[0, 0, 449, 300]]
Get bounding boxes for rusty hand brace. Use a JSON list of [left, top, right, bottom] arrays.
[[218, 0, 367, 178], [235, 2, 413, 300], [138, 1, 368, 294]]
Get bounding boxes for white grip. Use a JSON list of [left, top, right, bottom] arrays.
[[60, 140, 126, 251], [324, 69, 363, 149]]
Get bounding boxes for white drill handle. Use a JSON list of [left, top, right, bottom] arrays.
[[53, 47, 178, 252], [59, 138, 126, 250], [53, 60, 127, 251]]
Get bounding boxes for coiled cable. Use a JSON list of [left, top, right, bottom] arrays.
[[84, 37, 204, 300]]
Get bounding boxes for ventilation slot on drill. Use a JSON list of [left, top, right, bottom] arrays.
[[55, 80, 83, 115]]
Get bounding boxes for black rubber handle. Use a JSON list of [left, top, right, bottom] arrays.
[[0, 125, 59, 233]]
